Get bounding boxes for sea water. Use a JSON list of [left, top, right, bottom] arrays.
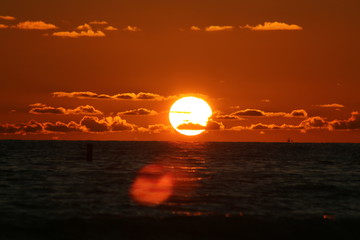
[[0, 140, 359, 239]]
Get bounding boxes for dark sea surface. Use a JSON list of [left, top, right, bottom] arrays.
[[1, 140, 360, 239]]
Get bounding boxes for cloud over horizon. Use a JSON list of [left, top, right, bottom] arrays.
[[80, 116, 137, 132], [0, 16, 16, 21], [206, 120, 225, 130], [1, 111, 359, 135], [44, 121, 83, 133], [229, 109, 308, 118], [243, 21, 303, 31], [139, 124, 173, 134], [52, 30, 105, 38], [316, 103, 345, 108], [205, 26, 234, 32], [29, 104, 103, 115], [175, 120, 224, 131], [190, 26, 201, 31], [104, 26, 118, 31], [53, 91, 170, 101], [15, 21, 58, 30], [123, 26, 141, 32], [188, 22, 302, 32], [89, 20, 108, 25], [329, 111, 360, 130], [0, 120, 44, 135], [177, 123, 205, 130], [117, 108, 158, 116], [0, 115, 138, 135], [76, 23, 92, 31], [229, 112, 360, 132], [214, 114, 245, 120], [52, 21, 109, 38]]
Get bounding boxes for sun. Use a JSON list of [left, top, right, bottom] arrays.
[[169, 96, 212, 136]]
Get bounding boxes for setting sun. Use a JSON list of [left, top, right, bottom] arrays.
[[169, 96, 212, 136]]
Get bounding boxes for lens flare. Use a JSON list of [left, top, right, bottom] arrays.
[[130, 164, 174, 206]]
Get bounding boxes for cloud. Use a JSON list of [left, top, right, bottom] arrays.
[[0, 121, 41, 135], [79, 116, 111, 132], [76, 23, 92, 30], [104, 26, 118, 31], [117, 108, 157, 116], [300, 116, 328, 129], [0, 115, 138, 135], [53, 91, 169, 101], [108, 116, 136, 131], [0, 120, 44, 135], [148, 124, 172, 133], [190, 26, 201, 31], [89, 20, 108, 25], [231, 116, 328, 131], [15, 21, 58, 30], [206, 120, 225, 130], [52, 30, 105, 38], [175, 120, 224, 131], [18, 120, 44, 133], [123, 26, 141, 32], [229, 112, 360, 132], [0, 16, 16, 21], [230, 123, 303, 131], [250, 123, 280, 130], [0, 24, 8, 29], [80, 116, 136, 132], [44, 121, 82, 133], [232, 109, 265, 116], [139, 124, 173, 134], [177, 123, 205, 130], [329, 111, 360, 130], [29, 104, 103, 115], [214, 114, 245, 120], [244, 21, 303, 31], [290, 109, 308, 118], [0, 123, 20, 134], [250, 123, 276, 130], [315, 103, 345, 108], [136, 92, 163, 100], [113, 93, 135, 99], [50, 21, 117, 38], [53, 91, 101, 99], [230, 109, 307, 118], [255, 123, 302, 130], [69, 105, 103, 115], [30, 103, 47, 107], [30, 106, 66, 114], [205, 26, 234, 32]]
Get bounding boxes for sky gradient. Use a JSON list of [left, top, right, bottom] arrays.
[[1, 0, 359, 142]]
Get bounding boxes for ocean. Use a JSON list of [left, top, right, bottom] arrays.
[[0, 140, 360, 239]]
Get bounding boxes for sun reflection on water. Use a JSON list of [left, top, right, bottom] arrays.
[[130, 142, 210, 207]]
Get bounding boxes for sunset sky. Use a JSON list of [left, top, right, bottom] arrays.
[[1, 0, 359, 142]]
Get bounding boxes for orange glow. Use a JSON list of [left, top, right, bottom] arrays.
[[169, 97, 212, 136], [0, 1, 359, 143], [130, 164, 174, 206]]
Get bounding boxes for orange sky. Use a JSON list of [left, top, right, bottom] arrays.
[[1, 0, 359, 142]]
